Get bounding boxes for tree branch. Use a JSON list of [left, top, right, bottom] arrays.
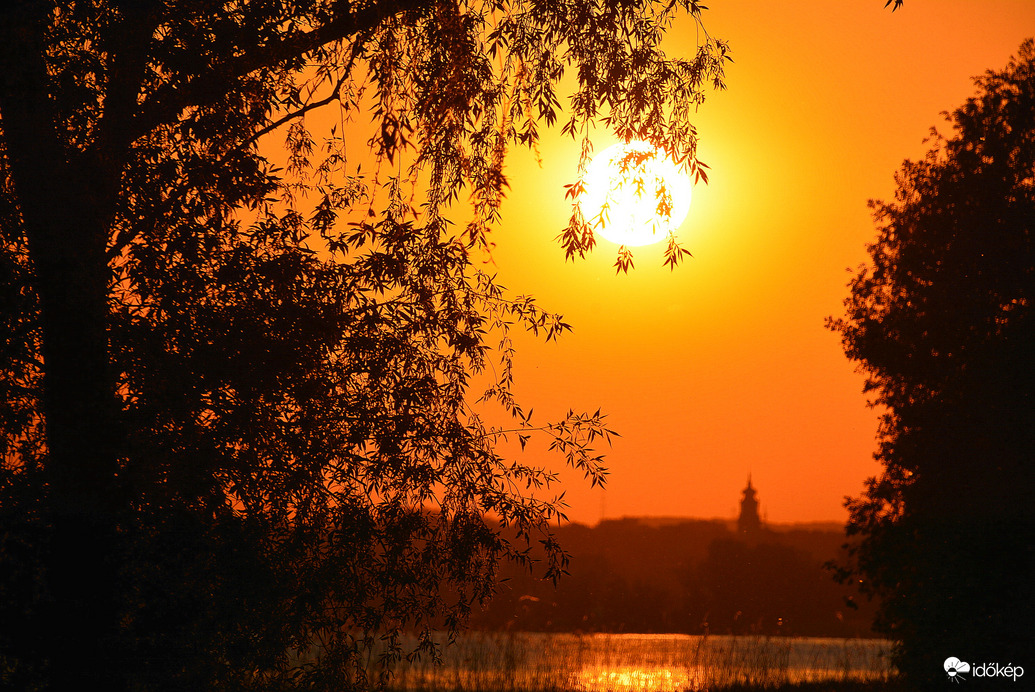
[[129, 0, 426, 142], [239, 38, 364, 151], [95, 1, 166, 166]]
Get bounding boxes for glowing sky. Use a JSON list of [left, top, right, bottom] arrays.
[[485, 0, 1035, 525]]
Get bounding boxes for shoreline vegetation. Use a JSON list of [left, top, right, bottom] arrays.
[[374, 632, 896, 692], [711, 683, 906, 691], [385, 684, 907, 692], [395, 682, 906, 686]]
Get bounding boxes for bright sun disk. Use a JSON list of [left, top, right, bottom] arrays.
[[581, 140, 692, 247]]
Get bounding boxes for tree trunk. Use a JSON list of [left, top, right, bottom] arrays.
[[32, 214, 125, 692], [0, 5, 126, 689]]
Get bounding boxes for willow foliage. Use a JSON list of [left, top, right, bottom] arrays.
[[0, 1, 728, 688]]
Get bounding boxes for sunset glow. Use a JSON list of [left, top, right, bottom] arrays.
[[7, 0, 1031, 684], [491, 0, 1035, 526]]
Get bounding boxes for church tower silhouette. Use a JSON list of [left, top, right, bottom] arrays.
[[737, 475, 762, 535]]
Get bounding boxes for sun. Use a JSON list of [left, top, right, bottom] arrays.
[[581, 140, 692, 247]]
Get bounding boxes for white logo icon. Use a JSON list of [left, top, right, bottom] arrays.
[[945, 657, 971, 683]]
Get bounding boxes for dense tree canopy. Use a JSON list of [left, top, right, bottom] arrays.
[[0, 1, 728, 689], [829, 39, 1034, 686]]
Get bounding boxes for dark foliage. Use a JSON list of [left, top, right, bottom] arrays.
[[828, 39, 1035, 688], [0, 1, 727, 689]]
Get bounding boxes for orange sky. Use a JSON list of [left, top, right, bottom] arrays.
[[481, 1, 1035, 525]]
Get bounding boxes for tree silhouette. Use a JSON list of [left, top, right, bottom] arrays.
[[828, 39, 1034, 686], [0, 1, 728, 688]]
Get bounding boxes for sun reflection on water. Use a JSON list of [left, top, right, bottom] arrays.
[[572, 664, 707, 692]]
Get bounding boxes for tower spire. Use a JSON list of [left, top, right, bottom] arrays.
[[737, 476, 761, 535]]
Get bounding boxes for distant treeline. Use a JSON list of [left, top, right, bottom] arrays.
[[471, 519, 878, 638]]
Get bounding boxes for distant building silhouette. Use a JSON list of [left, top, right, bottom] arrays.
[[737, 476, 762, 535]]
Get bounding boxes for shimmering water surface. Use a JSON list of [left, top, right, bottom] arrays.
[[388, 632, 893, 691]]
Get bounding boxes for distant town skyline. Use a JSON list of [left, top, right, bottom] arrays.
[[582, 477, 846, 531]]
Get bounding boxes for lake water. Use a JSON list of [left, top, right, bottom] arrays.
[[387, 632, 894, 691]]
